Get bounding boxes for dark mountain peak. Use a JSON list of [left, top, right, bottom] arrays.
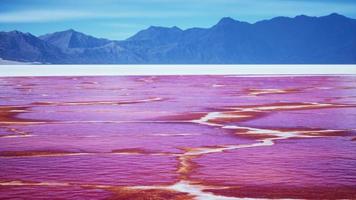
[[319, 13, 352, 25], [294, 14, 311, 19], [2, 30, 37, 40], [322, 13, 353, 24], [255, 13, 351, 27], [65, 28, 76, 32], [269, 16, 293, 22], [41, 29, 83, 39], [146, 26, 166, 31], [256, 15, 307, 26], [218, 17, 235, 24], [8, 30, 22, 34], [216, 17, 239, 26], [3, 30, 32, 37], [40, 29, 110, 49], [215, 17, 250, 28], [293, 14, 319, 23], [128, 25, 183, 42], [325, 13, 346, 19], [146, 25, 182, 32], [171, 26, 181, 30], [148, 25, 161, 29], [59, 29, 81, 36]]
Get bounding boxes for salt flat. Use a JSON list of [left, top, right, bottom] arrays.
[[0, 65, 356, 76]]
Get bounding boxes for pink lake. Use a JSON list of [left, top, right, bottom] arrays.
[[0, 76, 356, 199]]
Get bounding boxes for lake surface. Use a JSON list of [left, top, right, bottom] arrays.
[[0, 75, 356, 199]]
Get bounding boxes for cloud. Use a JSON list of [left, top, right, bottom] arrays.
[[0, 8, 198, 23], [0, 10, 93, 23], [1, 0, 354, 27]]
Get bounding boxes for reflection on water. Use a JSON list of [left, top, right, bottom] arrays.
[[0, 76, 356, 199]]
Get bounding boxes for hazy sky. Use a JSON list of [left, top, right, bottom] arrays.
[[1, 0, 356, 40]]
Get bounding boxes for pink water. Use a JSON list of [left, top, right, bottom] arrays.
[[0, 76, 355, 199]]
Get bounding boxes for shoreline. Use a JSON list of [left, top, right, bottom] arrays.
[[0, 65, 356, 77]]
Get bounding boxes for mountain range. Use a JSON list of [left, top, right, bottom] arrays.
[[1, 13, 356, 64]]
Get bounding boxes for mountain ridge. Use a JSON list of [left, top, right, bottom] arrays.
[[39, 29, 111, 50], [1, 13, 355, 64]]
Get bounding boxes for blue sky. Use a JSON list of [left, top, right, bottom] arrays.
[[0, 0, 356, 40]]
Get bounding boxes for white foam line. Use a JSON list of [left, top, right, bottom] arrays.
[[0, 122, 48, 125], [212, 84, 226, 88], [248, 89, 289, 96], [0, 180, 269, 200], [167, 118, 294, 199], [0, 153, 94, 158], [189, 102, 347, 157], [0, 120, 190, 125], [166, 110, 338, 199], [192, 112, 223, 126], [153, 133, 201, 136], [133, 181, 270, 200], [0, 65, 356, 77], [33, 97, 163, 106], [250, 103, 335, 111], [0, 181, 70, 187], [191, 112, 250, 127], [0, 134, 34, 138]]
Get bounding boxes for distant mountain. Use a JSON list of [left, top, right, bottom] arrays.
[[0, 31, 67, 63], [132, 13, 356, 64], [1, 13, 355, 64], [128, 26, 183, 44], [40, 29, 143, 63], [39, 29, 110, 50]]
